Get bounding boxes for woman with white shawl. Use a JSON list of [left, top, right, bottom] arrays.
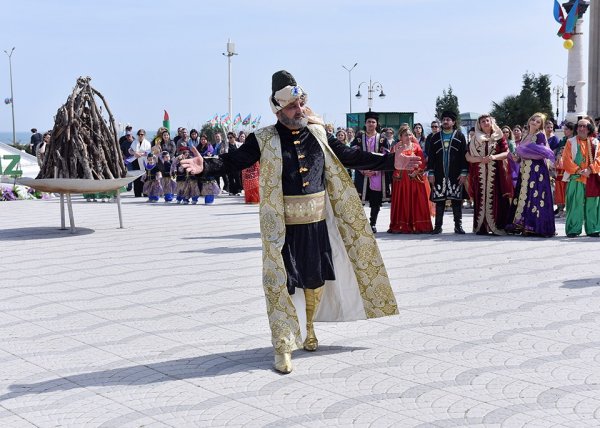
[[465, 114, 514, 235]]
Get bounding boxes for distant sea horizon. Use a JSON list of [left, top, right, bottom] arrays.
[[0, 130, 140, 146], [0, 132, 31, 145]]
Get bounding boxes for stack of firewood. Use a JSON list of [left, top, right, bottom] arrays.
[[37, 76, 126, 179]]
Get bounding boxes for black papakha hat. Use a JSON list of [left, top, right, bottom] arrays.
[[441, 110, 457, 121], [365, 111, 379, 122], [272, 70, 297, 95]]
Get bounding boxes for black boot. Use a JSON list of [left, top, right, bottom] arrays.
[[370, 206, 380, 234], [452, 201, 465, 234], [431, 202, 444, 234]]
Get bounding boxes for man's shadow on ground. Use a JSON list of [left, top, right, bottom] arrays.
[[0, 345, 364, 402]]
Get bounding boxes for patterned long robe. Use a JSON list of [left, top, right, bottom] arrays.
[[203, 122, 399, 353], [467, 137, 513, 234]]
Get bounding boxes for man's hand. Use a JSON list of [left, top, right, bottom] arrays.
[[361, 170, 375, 177], [458, 175, 467, 185], [181, 146, 204, 175], [394, 151, 421, 170]]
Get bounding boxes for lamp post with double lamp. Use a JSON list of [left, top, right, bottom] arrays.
[[3, 47, 15, 146], [553, 85, 563, 122], [556, 74, 567, 123], [222, 39, 237, 132], [342, 62, 358, 113], [355, 77, 385, 112]]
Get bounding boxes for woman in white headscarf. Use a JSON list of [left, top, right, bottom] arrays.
[[465, 114, 513, 235]]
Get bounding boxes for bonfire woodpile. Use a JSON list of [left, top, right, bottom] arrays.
[[37, 76, 126, 180]]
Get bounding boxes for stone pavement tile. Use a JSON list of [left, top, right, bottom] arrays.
[[150, 399, 274, 427], [0, 410, 36, 428], [238, 381, 362, 422], [1, 387, 165, 427]]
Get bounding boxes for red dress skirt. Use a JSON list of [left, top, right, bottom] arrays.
[[388, 170, 433, 233], [242, 162, 260, 204]]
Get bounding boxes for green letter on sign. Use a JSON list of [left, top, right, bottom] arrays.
[[1, 155, 23, 177]]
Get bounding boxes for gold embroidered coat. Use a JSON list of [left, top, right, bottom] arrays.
[[255, 124, 398, 353]]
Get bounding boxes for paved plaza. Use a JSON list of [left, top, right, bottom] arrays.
[[1, 194, 600, 427]]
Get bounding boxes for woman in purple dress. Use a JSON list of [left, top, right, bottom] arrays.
[[508, 125, 523, 189], [505, 113, 556, 237]]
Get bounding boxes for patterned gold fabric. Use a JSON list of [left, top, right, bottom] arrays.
[[283, 191, 326, 225], [255, 124, 398, 354]]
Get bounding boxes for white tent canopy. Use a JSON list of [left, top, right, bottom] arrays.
[[0, 142, 39, 181]]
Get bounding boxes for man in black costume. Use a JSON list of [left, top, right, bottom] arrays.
[[182, 70, 420, 374], [426, 110, 468, 234]]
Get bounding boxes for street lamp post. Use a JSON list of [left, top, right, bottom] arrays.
[[556, 74, 567, 123], [553, 85, 562, 122], [342, 62, 358, 113], [355, 78, 385, 112], [3, 47, 15, 146], [222, 39, 237, 132]]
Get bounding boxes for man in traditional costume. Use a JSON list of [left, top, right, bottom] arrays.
[[561, 118, 600, 237], [427, 111, 468, 234], [181, 70, 420, 373], [351, 112, 391, 233]]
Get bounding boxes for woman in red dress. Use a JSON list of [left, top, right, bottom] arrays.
[[239, 131, 260, 204], [388, 126, 433, 234]]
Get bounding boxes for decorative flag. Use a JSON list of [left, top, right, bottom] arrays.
[[210, 113, 219, 127], [553, 0, 564, 23], [163, 110, 170, 132], [564, 0, 580, 34], [242, 113, 251, 125], [221, 113, 231, 125], [233, 113, 242, 125]]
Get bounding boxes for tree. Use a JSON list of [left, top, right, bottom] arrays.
[[200, 123, 225, 143], [435, 86, 460, 125], [491, 72, 554, 127]]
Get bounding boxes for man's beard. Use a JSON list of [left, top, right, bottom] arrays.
[[279, 113, 308, 129]]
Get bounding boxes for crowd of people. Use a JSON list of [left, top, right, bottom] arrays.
[[118, 125, 260, 205], [325, 111, 600, 238], [31, 110, 600, 238]]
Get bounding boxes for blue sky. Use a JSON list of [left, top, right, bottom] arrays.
[[0, 0, 591, 133]]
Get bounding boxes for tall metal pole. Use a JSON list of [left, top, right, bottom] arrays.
[[342, 63, 357, 113], [4, 47, 15, 146], [556, 89, 559, 119], [222, 39, 237, 132], [556, 74, 566, 123]]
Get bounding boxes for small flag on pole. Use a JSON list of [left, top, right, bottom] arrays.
[[163, 110, 170, 132], [242, 113, 252, 125]]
